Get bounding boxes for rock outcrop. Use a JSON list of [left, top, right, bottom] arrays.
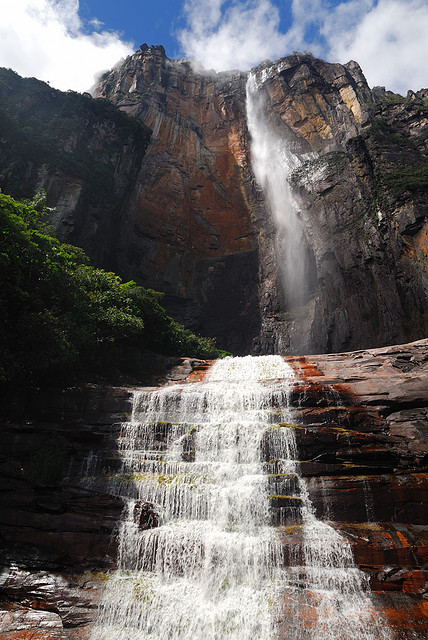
[[0, 67, 150, 275], [285, 339, 428, 638], [0, 385, 131, 638], [0, 358, 212, 638]]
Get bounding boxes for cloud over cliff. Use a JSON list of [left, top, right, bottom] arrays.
[[0, 1, 427, 95], [0, 0, 133, 92], [325, 0, 428, 94], [177, 0, 293, 72], [178, 0, 428, 94]]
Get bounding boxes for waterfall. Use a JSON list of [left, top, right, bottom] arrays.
[[90, 356, 391, 640], [245, 70, 308, 310]]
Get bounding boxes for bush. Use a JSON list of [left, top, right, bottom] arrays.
[[0, 191, 223, 385]]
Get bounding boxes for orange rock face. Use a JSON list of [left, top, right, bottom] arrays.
[[91, 48, 428, 355], [94, 48, 260, 353]]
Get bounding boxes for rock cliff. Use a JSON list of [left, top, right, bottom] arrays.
[[1, 49, 426, 354], [0, 67, 150, 274], [91, 47, 428, 354], [93, 46, 259, 354]]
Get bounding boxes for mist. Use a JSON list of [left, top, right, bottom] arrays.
[[246, 70, 309, 310]]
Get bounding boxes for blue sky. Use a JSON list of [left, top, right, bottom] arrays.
[[1, 1, 428, 94], [77, 0, 296, 60], [78, 0, 187, 58]]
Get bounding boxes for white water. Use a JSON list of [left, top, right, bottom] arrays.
[[246, 70, 308, 309], [90, 356, 391, 640]]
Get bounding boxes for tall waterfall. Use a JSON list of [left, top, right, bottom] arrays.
[[246, 70, 308, 309], [90, 356, 391, 640]]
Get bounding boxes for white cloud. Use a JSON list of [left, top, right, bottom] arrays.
[[178, 0, 295, 72], [325, 0, 428, 94], [0, 0, 134, 92], [178, 0, 428, 93], [1, 1, 426, 95]]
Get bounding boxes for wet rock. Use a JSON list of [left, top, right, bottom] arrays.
[[1, 340, 427, 637], [0, 603, 63, 636], [0, 544, 68, 572], [0, 567, 107, 638], [133, 500, 159, 531], [276, 339, 428, 637]]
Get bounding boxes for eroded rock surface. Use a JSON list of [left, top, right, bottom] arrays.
[[0, 357, 215, 637], [0, 384, 136, 639], [1, 341, 427, 637], [283, 339, 428, 637]]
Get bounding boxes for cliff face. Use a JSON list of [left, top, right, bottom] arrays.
[[0, 50, 427, 354], [92, 47, 428, 354], [0, 68, 150, 274], [281, 63, 428, 354], [93, 47, 260, 354]]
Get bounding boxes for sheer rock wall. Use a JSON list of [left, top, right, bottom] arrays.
[[92, 48, 428, 354], [1, 52, 426, 353]]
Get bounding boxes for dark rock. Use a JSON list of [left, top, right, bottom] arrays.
[[0, 543, 68, 572], [133, 500, 159, 531]]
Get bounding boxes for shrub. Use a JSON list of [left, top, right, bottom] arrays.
[[0, 191, 223, 385]]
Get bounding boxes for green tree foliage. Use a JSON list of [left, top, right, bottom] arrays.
[[0, 192, 222, 384], [0, 67, 151, 200]]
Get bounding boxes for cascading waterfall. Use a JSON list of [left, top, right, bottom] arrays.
[[91, 356, 291, 640], [90, 356, 391, 640], [246, 69, 308, 309]]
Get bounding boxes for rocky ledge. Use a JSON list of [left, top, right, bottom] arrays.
[[0, 342, 427, 638], [285, 339, 428, 637]]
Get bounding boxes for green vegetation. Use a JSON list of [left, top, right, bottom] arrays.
[[362, 87, 428, 196], [383, 160, 428, 193], [374, 92, 428, 111], [0, 67, 150, 199], [133, 575, 155, 603], [0, 191, 223, 386], [365, 118, 412, 146]]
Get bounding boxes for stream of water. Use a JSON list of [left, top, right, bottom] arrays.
[[245, 70, 308, 309], [90, 356, 391, 640]]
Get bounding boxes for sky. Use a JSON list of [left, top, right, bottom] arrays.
[[0, 1, 427, 95]]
